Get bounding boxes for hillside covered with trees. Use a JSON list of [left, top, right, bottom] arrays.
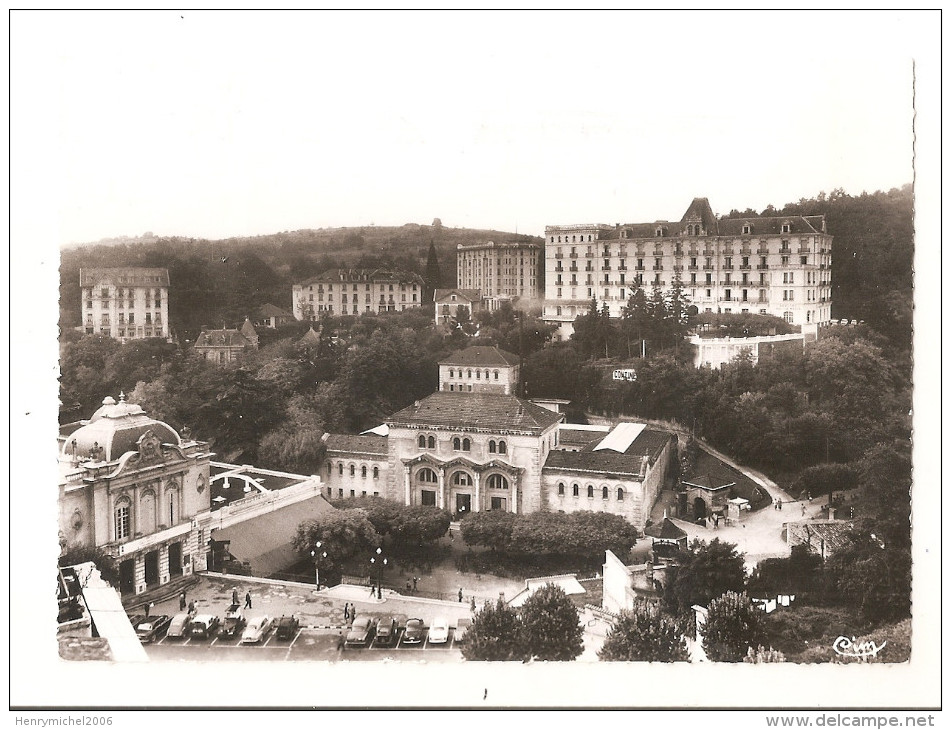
[[59, 221, 542, 342]]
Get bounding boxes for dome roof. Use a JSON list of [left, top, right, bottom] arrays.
[[62, 395, 181, 463]]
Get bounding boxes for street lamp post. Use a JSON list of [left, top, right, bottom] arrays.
[[370, 546, 387, 599], [310, 541, 327, 590]]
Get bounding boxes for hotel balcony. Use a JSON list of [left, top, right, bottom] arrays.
[[702, 264, 714, 270], [779, 247, 792, 255], [739, 264, 752, 270], [653, 265, 664, 271], [757, 247, 770, 255], [798, 248, 811, 254], [757, 264, 770, 270], [554, 253, 563, 259]]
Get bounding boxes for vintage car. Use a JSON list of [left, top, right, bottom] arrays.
[[189, 614, 221, 639], [402, 618, 425, 645], [428, 617, 450, 644], [275, 615, 300, 640], [135, 615, 172, 643], [241, 615, 273, 644], [221, 605, 246, 637], [454, 617, 472, 643], [166, 613, 193, 640], [375, 617, 399, 646], [345, 616, 377, 648]]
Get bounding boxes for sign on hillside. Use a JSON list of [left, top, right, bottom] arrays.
[[612, 369, 637, 382]]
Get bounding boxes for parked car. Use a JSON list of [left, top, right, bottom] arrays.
[[428, 617, 450, 644], [166, 613, 193, 640], [189, 614, 220, 639], [275, 615, 300, 640], [375, 617, 399, 646], [221, 605, 246, 637], [136, 615, 172, 643], [241, 615, 273, 644], [454, 617, 472, 643], [345, 616, 377, 648], [126, 614, 147, 630], [402, 618, 425, 644]]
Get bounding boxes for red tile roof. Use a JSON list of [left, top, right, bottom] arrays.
[[387, 393, 562, 433], [438, 346, 520, 367], [324, 434, 388, 456]]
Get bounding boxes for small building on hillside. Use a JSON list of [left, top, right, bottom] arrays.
[[438, 345, 521, 394], [601, 550, 670, 614], [688, 329, 815, 369], [785, 519, 856, 560], [682, 473, 735, 522], [321, 433, 390, 501], [434, 288, 483, 326], [252, 303, 295, 329], [193, 321, 258, 365]]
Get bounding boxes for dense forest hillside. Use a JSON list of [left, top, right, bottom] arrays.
[[59, 222, 542, 341]]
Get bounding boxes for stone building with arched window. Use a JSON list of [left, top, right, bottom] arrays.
[[58, 395, 212, 597]]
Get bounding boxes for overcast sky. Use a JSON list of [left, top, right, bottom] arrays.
[[12, 10, 929, 245]]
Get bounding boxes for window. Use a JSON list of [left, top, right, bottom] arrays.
[[617, 488, 624, 501], [467, 369, 472, 378], [427, 435, 435, 449], [350, 490, 355, 497], [417, 468, 438, 484], [361, 465, 367, 478], [350, 464, 355, 477], [338, 463, 344, 475], [602, 486, 609, 500], [587, 485, 594, 498], [373, 467, 379, 479], [558, 483, 565, 496], [338, 488, 344, 498], [115, 502, 130, 540], [498, 441, 507, 455], [327, 462, 332, 476], [452, 471, 472, 486], [487, 474, 508, 490], [453, 437, 461, 450], [572, 484, 579, 497], [489, 440, 496, 453], [418, 435, 427, 448], [493, 370, 499, 380], [781, 223, 791, 233], [421, 490, 437, 506], [462, 438, 471, 452]]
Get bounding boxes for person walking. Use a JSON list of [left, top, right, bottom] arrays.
[[232, 589, 239, 606], [188, 600, 196, 615], [179, 592, 186, 611], [145, 601, 152, 618], [458, 588, 463, 603], [413, 576, 418, 592], [343, 603, 349, 622], [244, 591, 252, 609], [351, 607, 357, 624]]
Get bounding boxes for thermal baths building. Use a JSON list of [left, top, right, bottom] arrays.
[[542, 198, 832, 339], [321, 350, 676, 528]]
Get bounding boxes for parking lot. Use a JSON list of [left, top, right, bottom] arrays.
[[142, 623, 465, 662]]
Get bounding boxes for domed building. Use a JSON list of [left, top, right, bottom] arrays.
[[59, 395, 213, 596]]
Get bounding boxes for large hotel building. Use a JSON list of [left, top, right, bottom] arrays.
[[293, 268, 425, 320], [456, 241, 544, 308], [541, 198, 832, 340], [80, 268, 171, 342]]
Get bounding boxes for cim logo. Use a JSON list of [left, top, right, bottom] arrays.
[[612, 369, 637, 382]]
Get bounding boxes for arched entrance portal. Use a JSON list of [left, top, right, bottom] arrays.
[[693, 497, 707, 520]]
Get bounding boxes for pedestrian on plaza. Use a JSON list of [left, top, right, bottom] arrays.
[[458, 588, 463, 603], [344, 603, 350, 621], [801, 503, 806, 516], [470, 596, 476, 611], [351, 607, 357, 623], [179, 592, 186, 611], [232, 589, 239, 606], [145, 602, 152, 618], [337, 629, 344, 652], [369, 583, 376, 597], [413, 576, 418, 592], [245, 591, 252, 609], [405, 580, 411, 593], [188, 600, 196, 614]]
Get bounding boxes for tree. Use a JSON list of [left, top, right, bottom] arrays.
[[621, 283, 650, 358], [518, 583, 584, 661], [292, 509, 381, 580], [461, 597, 526, 661], [424, 240, 442, 301], [664, 539, 747, 617], [701, 591, 769, 662], [459, 510, 516, 551], [58, 544, 119, 589], [825, 530, 910, 625], [257, 429, 327, 475], [599, 601, 689, 662]]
